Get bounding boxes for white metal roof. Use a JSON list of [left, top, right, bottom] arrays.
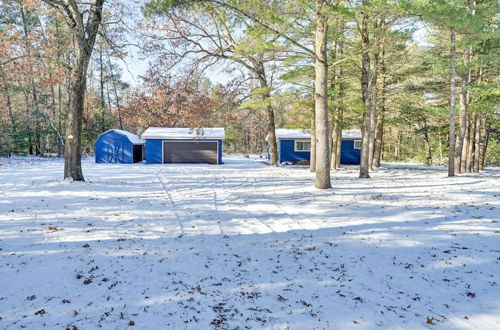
[[274, 128, 311, 139], [98, 129, 144, 144], [274, 128, 362, 140], [341, 129, 362, 139], [141, 127, 225, 140]]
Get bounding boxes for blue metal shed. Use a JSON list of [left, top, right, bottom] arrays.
[[141, 127, 225, 165], [271, 128, 362, 165], [95, 129, 145, 164]]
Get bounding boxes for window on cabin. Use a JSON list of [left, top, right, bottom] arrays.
[[294, 140, 311, 152], [354, 140, 362, 149]]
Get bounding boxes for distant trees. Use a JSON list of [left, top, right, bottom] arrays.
[[0, 0, 128, 176], [1, 0, 498, 184]]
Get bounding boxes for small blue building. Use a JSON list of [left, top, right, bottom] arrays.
[[271, 128, 362, 165], [141, 127, 225, 165], [95, 129, 145, 164]]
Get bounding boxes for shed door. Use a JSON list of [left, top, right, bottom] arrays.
[[163, 141, 218, 164], [105, 140, 124, 163]]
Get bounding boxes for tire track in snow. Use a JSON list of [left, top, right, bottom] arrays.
[[212, 171, 278, 234], [154, 169, 185, 237], [267, 167, 321, 231]]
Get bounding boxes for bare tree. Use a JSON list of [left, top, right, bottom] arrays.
[[43, 0, 105, 180]]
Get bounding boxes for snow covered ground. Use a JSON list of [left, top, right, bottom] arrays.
[[0, 155, 499, 329]]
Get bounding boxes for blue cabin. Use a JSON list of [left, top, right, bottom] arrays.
[[141, 127, 225, 165], [95, 129, 145, 164], [271, 128, 362, 165]]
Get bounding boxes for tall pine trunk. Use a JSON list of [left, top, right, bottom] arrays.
[[473, 113, 481, 172], [313, 0, 331, 189], [330, 17, 345, 170], [448, 27, 457, 177], [368, 31, 379, 170], [480, 120, 489, 171], [460, 119, 469, 173], [466, 117, 474, 172], [359, 10, 371, 178], [373, 45, 385, 167]]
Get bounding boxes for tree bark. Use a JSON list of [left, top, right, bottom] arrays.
[[106, 52, 124, 130], [330, 17, 345, 170], [473, 113, 481, 172], [460, 119, 469, 173], [395, 129, 401, 161], [266, 100, 278, 166], [310, 104, 317, 173], [423, 120, 432, 166], [43, 0, 106, 180], [368, 44, 379, 170], [329, 32, 338, 170], [466, 117, 475, 172], [255, 61, 278, 166], [448, 27, 457, 177], [455, 75, 468, 173], [480, 120, 489, 170], [313, 0, 331, 188], [359, 9, 371, 178], [373, 45, 385, 167]]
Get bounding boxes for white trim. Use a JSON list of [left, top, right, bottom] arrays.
[[161, 140, 220, 165], [294, 139, 311, 152], [354, 140, 362, 149]]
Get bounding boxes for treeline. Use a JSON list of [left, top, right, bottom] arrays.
[[0, 0, 498, 185]]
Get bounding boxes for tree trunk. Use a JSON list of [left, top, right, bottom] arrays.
[[266, 100, 278, 166], [359, 10, 371, 178], [373, 45, 385, 167], [0, 67, 15, 127], [99, 42, 106, 132], [480, 120, 489, 170], [423, 120, 432, 166], [331, 117, 339, 169], [368, 47, 379, 170], [255, 62, 278, 166], [473, 113, 481, 172], [329, 33, 338, 170], [107, 53, 124, 130], [310, 104, 316, 173], [448, 27, 457, 177], [64, 54, 89, 181], [313, 0, 331, 189], [466, 117, 474, 173], [394, 129, 401, 160], [460, 119, 469, 173], [455, 79, 468, 173], [43, 0, 105, 180], [331, 17, 345, 170]]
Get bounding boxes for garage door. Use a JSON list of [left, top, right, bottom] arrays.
[[163, 141, 218, 164]]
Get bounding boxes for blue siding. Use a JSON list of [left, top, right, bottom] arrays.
[[95, 131, 133, 164], [145, 139, 223, 164], [274, 138, 361, 165], [340, 140, 361, 164], [145, 139, 163, 164], [278, 139, 310, 163]]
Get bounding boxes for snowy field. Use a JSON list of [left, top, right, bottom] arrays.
[[0, 155, 499, 330]]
